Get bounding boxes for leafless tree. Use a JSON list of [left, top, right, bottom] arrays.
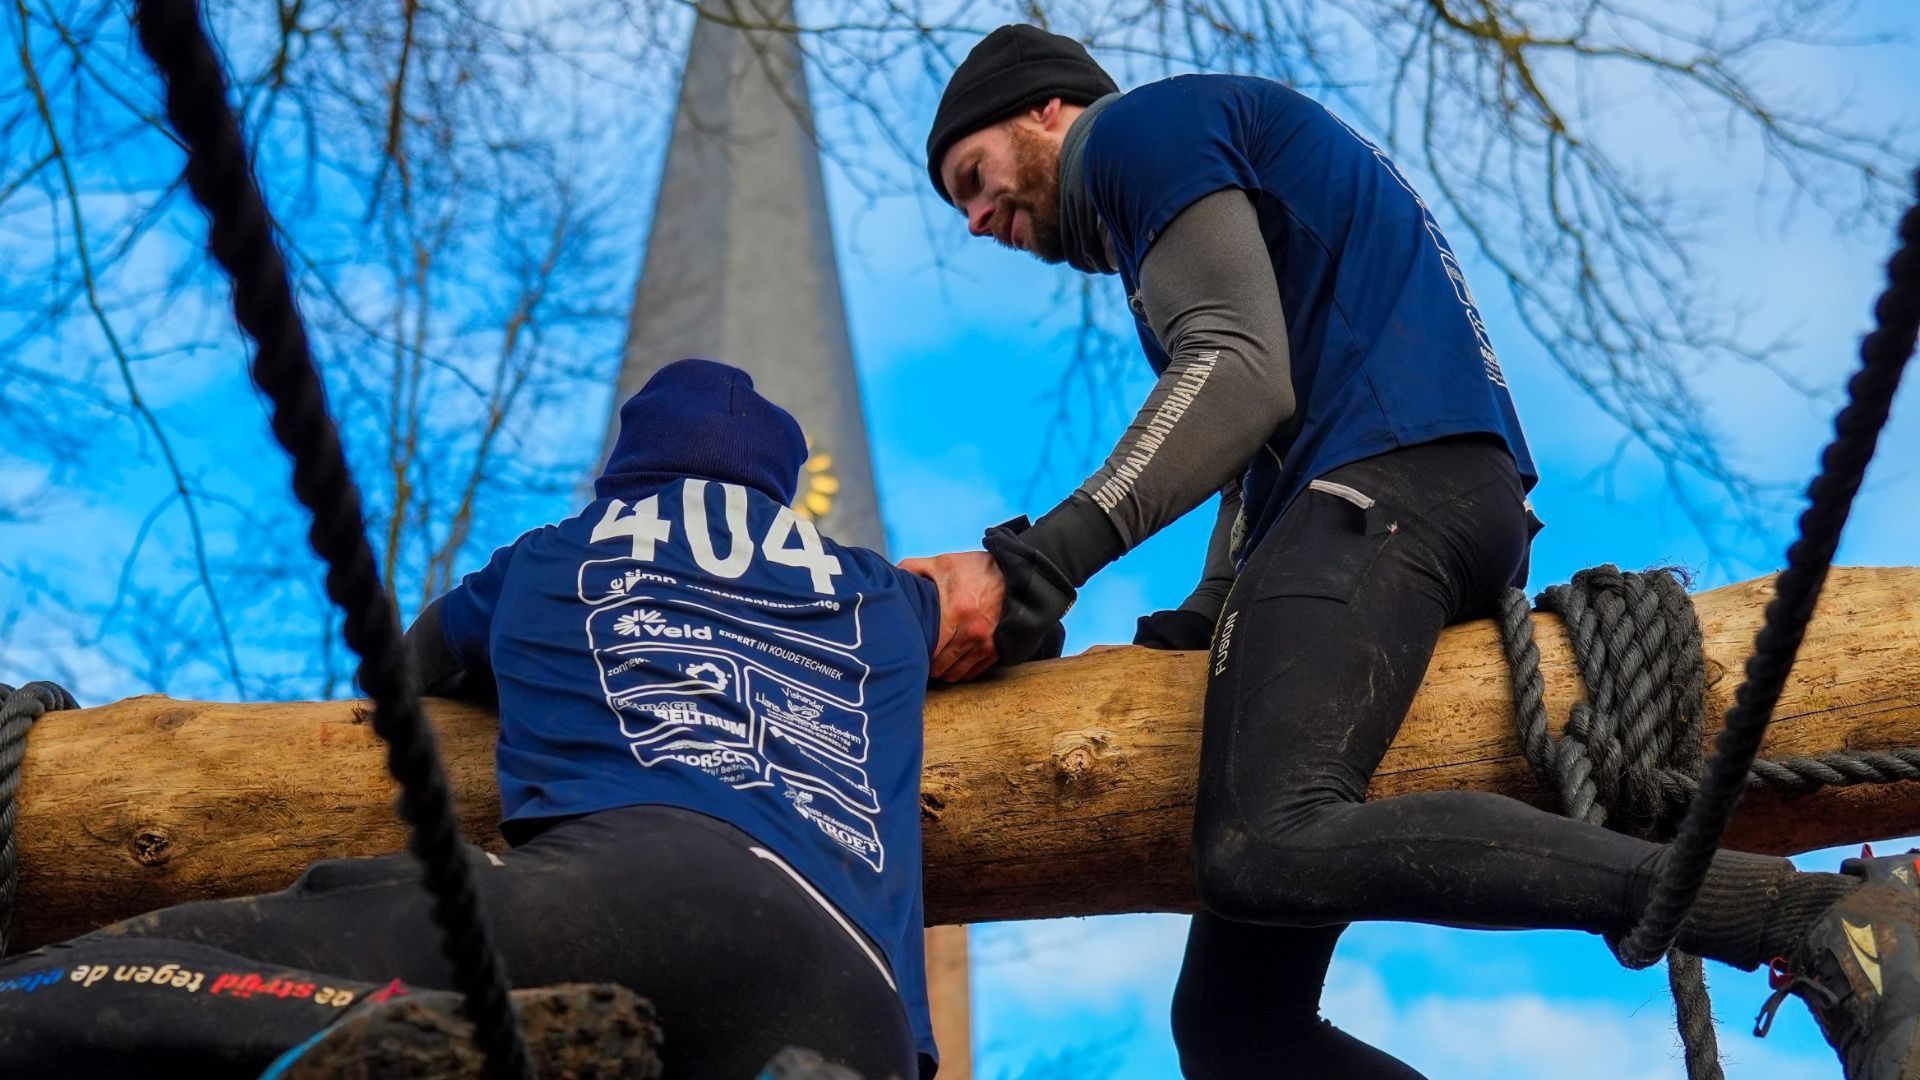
[[0, 0, 1910, 699], [789, 0, 1913, 554], [1, 0, 679, 697]]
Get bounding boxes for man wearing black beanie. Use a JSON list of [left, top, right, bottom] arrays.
[[906, 23, 1916, 1080]]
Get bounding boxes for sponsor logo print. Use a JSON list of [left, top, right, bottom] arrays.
[[607, 568, 677, 597], [66, 963, 205, 993], [0, 968, 64, 995], [786, 788, 883, 871], [686, 661, 730, 692], [630, 699, 747, 740], [632, 738, 767, 789], [614, 608, 714, 641]]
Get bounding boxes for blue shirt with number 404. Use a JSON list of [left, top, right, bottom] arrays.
[[435, 476, 941, 1061]]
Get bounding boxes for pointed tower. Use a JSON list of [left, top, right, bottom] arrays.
[[609, 0, 883, 551], [609, 2, 971, 1074]]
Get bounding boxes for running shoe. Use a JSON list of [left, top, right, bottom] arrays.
[[1756, 848, 1920, 1079]]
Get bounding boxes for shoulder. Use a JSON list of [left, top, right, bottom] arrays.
[[1083, 76, 1272, 270], [1097, 74, 1242, 119], [833, 544, 931, 605], [831, 544, 940, 653], [482, 522, 569, 577], [827, 541, 897, 583], [466, 531, 536, 581], [1086, 74, 1292, 159]]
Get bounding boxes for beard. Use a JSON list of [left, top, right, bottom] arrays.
[[1002, 124, 1065, 264]]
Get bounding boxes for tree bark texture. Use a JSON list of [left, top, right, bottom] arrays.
[[9, 567, 1918, 950]]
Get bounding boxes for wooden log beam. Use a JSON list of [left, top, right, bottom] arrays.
[[10, 567, 1920, 950]]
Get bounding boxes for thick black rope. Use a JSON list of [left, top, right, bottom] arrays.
[[127, 3, 533, 1076], [0, 681, 78, 958], [1500, 570, 1723, 1079], [1619, 175, 1920, 970], [1665, 950, 1721, 1080], [1498, 567, 1723, 1078], [1498, 170, 1920, 1079], [1503, 569, 1920, 831]]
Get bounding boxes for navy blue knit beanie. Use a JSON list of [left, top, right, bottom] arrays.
[[597, 359, 808, 504]]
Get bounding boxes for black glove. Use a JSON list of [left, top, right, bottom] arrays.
[[1132, 608, 1216, 651], [982, 516, 1074, 666]]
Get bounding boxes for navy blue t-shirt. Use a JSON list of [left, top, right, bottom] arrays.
[[436, 477, 940, 1060], [1082, 74, 1537, 556]]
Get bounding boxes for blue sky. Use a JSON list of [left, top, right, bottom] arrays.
[[2, 3, 1918, 1078]]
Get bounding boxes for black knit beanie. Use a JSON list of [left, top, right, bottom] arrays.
[[925, 25, 1118, 203]]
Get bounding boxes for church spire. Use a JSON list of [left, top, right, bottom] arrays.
[[610, 0, 885, 552]]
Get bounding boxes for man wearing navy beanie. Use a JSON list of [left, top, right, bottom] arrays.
[[911, 24, 1908, 1080], [0, 359, 943, 1080], [595, 357, 810, 503]]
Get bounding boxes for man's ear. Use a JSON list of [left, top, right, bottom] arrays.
[[1032, 96, 1064, 130]]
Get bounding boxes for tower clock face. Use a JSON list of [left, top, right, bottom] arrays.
[[794, 440, 841, 523]]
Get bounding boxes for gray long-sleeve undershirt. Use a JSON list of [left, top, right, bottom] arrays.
[[1180, 478, 1243, 620], [1025, 188, 1293, 619]]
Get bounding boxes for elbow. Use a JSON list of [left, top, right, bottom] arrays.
[[1226, 365, 1293, 469], [1268, 385, 1296, 435], [1206, 338, 1294, 457]]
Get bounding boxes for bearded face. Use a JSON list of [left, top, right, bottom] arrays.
[[1000, 122, 1065, 264]]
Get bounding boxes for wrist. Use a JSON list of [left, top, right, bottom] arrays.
[[1024, 492, 1126, 589], [981, 517, 1077, 665]]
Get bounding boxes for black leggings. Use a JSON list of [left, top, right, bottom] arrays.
[[0, 805, 917, 1080], [1173, 437, 1676, 1079]]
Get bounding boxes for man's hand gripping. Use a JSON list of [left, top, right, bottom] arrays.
[[902, 517, 1075, 683], [899, 551, 1006, 683]]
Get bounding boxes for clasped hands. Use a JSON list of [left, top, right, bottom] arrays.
[[901, 518, 1076, 683]]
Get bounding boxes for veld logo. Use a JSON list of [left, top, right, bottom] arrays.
[[613, 608, 713, 641]]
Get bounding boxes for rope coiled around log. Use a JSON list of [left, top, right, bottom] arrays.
[[1497, 167, 1920, 1080], [1502, 569, 1920, 833], [1499, 568, 1725, 1078], [0, 681, 77, 957]]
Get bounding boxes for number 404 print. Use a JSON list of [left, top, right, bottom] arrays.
[[591, 480, 843, 594]]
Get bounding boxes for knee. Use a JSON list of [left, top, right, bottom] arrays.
[[1190, 807, 1297, 914], [1191, 812, 1334, 926], [1192, 814, 1260, 922]]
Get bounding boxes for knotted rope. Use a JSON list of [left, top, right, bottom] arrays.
[[128, 0, 533, 1074], [1502, 566, 1707, 836], [0, 681, 78, 957], [1503, 568, 1920, 835], [1498, 169, 1920, 1080], [1499, 567, 1725, 1079]]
